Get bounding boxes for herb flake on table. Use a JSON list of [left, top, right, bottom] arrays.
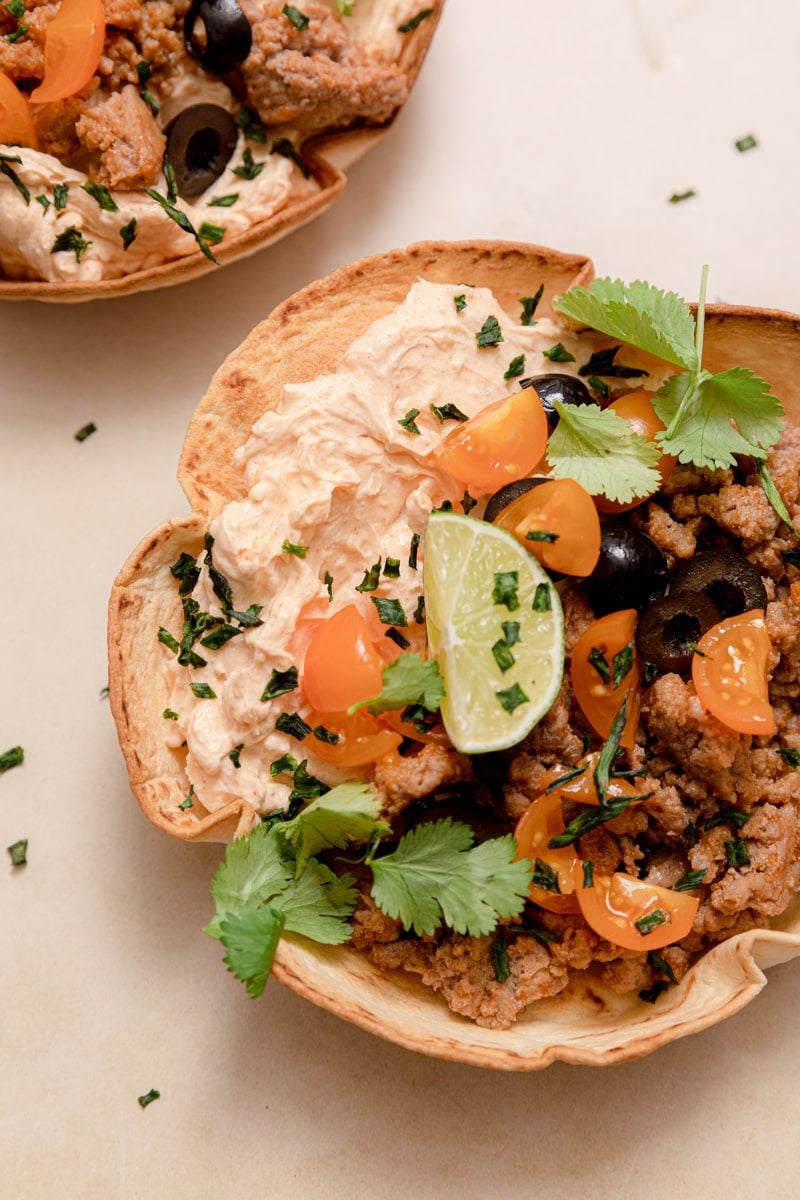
[[735, 134, 758, 153], [137, 1089, 160, 1109], [0, 746, 24, 773], [8, 838, 27, 867], [74, 422, 97, 442], [669, 189, 697, 203]]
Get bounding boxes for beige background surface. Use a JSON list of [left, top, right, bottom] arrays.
[[2, 1, 799, 1196]]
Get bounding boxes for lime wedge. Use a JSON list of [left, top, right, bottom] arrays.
[[424, 512, 564, 754]]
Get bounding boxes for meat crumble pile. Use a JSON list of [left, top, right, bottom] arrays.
[[354, 427, 800, 1029]]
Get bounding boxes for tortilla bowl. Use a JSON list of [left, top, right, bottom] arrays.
[[108, 239, 800, 1069], [0, 3, 442, 304]]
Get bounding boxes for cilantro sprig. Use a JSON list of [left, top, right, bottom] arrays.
[[348, 652, 445, 716]]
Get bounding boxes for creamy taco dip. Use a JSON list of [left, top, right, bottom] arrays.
[[155, 272, 800, 1028], [0, 0, 431, 282]]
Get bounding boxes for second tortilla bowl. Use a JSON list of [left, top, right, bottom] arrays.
[[109, 239, 800, 1069]]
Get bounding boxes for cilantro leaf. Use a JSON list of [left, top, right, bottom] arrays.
[[276, 859, 358, 943], [349, 652, 445, 715], [370, 819, 532, 937], [206, 822, 291, 935], [282, 782, 390, 871], [220, 906, 285, 998], [652, 368, 784, 469], [555, 277, 698, 371], [545, 400, 662, 503]]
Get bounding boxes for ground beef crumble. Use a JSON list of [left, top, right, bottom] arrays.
[[359, 432, 800, 1029]]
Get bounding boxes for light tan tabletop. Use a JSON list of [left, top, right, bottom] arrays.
[[2, 2, 799, 1196]]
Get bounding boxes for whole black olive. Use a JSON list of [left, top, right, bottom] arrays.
[[483, 476, 549, 525], [165, 105, 239, 198], [184, 0, 252, 75], [635, 592, 722, 676], [584, 524, 669, 615], [519, 373, 593, 431], [670, 549, 767, 618]]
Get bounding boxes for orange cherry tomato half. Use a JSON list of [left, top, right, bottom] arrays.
[[544, 752, 647, 807], [378, 707, 449, 746], [302, 605, 384, 713], [571, 610, 641, 749], [595, 391, 678, 514], [431, 390, 549, 496], [514, 793, 581, 914], [0, 73, 38, 148], [578, 871, 699, 952], [494, 477, 601, 576], [30, 0, 106, 105], [692, 609, 775, 736], [306, 710, 401, 768]]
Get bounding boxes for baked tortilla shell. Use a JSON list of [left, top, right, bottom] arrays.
[[108, 239, 800, 1068]]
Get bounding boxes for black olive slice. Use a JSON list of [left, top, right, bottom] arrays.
[[483, 476, 549, 525], [635, 592, 722, 676], [519, 373, 592, 431], [584, 524, 669, 616], [670, 549, 767, 618], [165, 104, 239, 198], [184, 0, 252, 75]]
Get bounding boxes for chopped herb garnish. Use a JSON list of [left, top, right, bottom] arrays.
[[497, 682, 528, 714], [612, 641, 635, 688], [269, 752, 299, 777], [504, 354, 526, 381], [778, 747, 800, 769], [383, 557, 401, 578], [398, 407, 421, 435], [492, 639, 515, 673], [145, 189, 218, 262], [706, 807, 750, 831], [648, 951, 678, 985], [191, 682, 217, 699], [582, 860, 594, 888], [4, 23, 28, 42], [385, 627, 411, 650], [593, 694, 629, 803], [544, 764, 587, 793], [275, 712, 311, 741], [261, 666, 299, 701], [7, 0, 25, 16], [35, 193, 50, 213], [549, 793, 652, 849], [356, 558, 382, 591], [8, 838, 27, 866], [520, 286, 544, 326], [454, 293, 466, 313], [433, 500, 453, 513], [725, 838, 750, 867], [525, 529, 558, 543], [120, 218, 137, 250], [323, 571, 334, 601], [735, 134, 758, 153], [135, 59, 151, 84], [0, 160, 27, 207], [51, 226, 90, 262], [409, 533, 420, 570], [162, 709, 179, 721], [283, 4, 309, 29], [140, 88, 159, 116], [587, 374, 609, 399], [229, 744, 244, 769], [271, 137, 311, 178], [74, 421, 97, 442], [532, 582, 551, 612], [669, 188, 696, 204], [0, 746, 24, 774], [198, 221, 225, 246], [199, 623, 241, 650], [230, 604, 264, 628], [158, 627, 180, 654], [507, 922, 557, 945], [170, 552, 200, 596], [635, 909, 668, 936], [430, 402, 469, 423], [282, 540, 308, 558], [461, 490, 477, 514], [502, 620, 520, 646], [233, 147, 263, 181], [543, 342, 575, 363], [578, 346, 648, 380], [137, 1089, 160, 1109], [490, 936, 510, 983], [162, 153, 178, 203], [288, 760, 328, 803], [476, 315, 503, 347], [757, 460, 798, 535], [100, 685, 110, 700], [532, 858, 560, 893], [237, 107, 266, 143], [372, 597, 407, 626], [210, 193, 239, 208], [673, 868, 707, 892], [639, 981, 668, 1004], [179, 786, 194, 810], [82, 179, 118, 212], [643, 661, 658, 685], [493, 570, 519, 611], [53, 183, 68, 211], [313, 725, 339, 745], [588, 646, 611, 683], [413, 595, 425, 624], [398, 7, 432, 32]]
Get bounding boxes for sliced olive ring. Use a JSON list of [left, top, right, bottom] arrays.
[[635, 592, 722, 676], [184, 0, 252, 75], [519, 373, 592, 431], [165, 104, 239, 198], [584, 523, 669, 616], [483, 476, 549, 525], [669, 549, 767, 618]]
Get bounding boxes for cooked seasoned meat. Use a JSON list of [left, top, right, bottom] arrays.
[[370, 743, 473, 819], [241, 1, 408, 132], [75, 87, 165, 189]]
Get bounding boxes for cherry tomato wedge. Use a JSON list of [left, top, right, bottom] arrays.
[[431, 390, 549, 496], [302, 605, 383, 712], [543, 752, 647, 807], [595, 391, 677, 514], [306, 710, 401, 767], [571, 610, 641, 749], [578, 871, 699, 951], [30, 0, 106, 105], [514, 793, 581, 914], [692, 609, 775, 736], [494, 477, 601, 576], [0, 73, 37, 148], [378, 707, 449, 746]]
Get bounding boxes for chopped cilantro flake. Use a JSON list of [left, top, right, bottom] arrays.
[[137, 1089, 160, 1109], [532, 583, 551, 612], [543, 342, 575, 363], [431, 402, 468, 423], [0, 746, 24, 773], [282, 540, 307, 558], [275, 712, 311, 741], [120, 218, 137, 250], [492, 570, 519, 611], [454, 293, 466, 312], [399, 408, 421, 435], [520, 286, 543, 325], [372, 597, 407, 626], [497, 683, 528, 713], [82, 179, 118, 212], [504, 354, 526, 381], [8, 839, 27, 867], [476, 315, 503, 347], [261, 666, 299, 701], [356, 559, 382, 591], [398, 7, 432, 32], [74, 422, 97, 442], [51, 226, 90, 263]]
